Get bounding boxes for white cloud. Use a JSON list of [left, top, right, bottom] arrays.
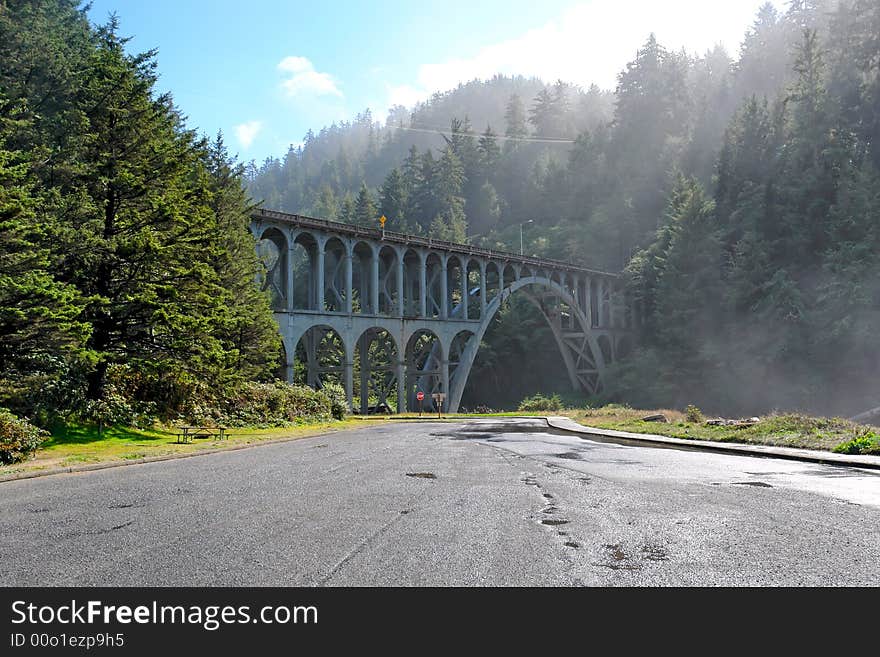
[[386, 1, 781, 108], [234, 120, 262, 149], [277, 55, 342, 98]]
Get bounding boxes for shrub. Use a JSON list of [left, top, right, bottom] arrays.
[[0, 409, 48, 464], [221, 381, 332, 427], [321, 382, 349, 420], [518, 393, 563, 412], [685, 404, 704, 423], [833, 431, 880, 455]]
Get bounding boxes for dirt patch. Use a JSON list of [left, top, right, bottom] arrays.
[[406, 472, 436, 479]]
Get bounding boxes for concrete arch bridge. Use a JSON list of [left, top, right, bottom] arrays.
[[251, 209, 635, 413]]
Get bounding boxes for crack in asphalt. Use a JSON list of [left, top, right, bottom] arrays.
[[314, 479, 433, 586]]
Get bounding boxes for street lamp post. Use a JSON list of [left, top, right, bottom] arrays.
[[520, 220, 534, 255]]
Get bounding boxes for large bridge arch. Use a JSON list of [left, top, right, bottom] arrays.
[[251, 209, 631, 414], [446, 275, 607, 413]]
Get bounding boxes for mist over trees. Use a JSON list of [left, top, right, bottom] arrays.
[[248, 0, 879, 416]]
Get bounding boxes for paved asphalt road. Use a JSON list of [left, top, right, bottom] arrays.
[[1, 419, 878, 586]]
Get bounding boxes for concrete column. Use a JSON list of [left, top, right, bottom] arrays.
[[498, 265, 504, 304], [479, 261, 487, 319], [286, 246, 295, 312], [343, 360, 353, 411], [572, 276, 580, 319], [461, 263, 469, 321], [344, 253, 353, 315], [440, 258, 448, 320], [597, 279, 605, 328], [440, 359, 450, 413], [396, 255, 405, 317], [371, 250, 380, 315], [418, 255, 427, 318], [359, 333, 369, 414], [396, 360, 406, 413], [316, 247, 325, 312]]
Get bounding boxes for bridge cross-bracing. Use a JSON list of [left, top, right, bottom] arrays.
[[251, 209, 634, 413]]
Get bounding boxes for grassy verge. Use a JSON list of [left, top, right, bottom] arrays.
[[563, 405, 880, 455], [0, 418, 374, 479]]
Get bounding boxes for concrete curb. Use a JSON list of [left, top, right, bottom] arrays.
[[544, 416, 880, 470]]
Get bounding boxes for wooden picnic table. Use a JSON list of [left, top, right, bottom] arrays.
[[176, 426, 228, 444]]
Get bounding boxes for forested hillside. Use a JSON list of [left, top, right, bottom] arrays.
[[248, 0, 878, 416]]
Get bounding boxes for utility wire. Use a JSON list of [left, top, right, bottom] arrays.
[[388, 123, 577, 144]]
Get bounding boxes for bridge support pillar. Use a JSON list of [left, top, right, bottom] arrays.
[[479, 262, 487, 319], [441, 359, 449, 408], [440, 259, 448, 319], [371, 253, 379, 314], [359, 332, 369, 414], [316, 248, 325, 312], [343, 360, 353, 411], [396, 360, 406, 413], [397, 257, 405, 317], [287, 245, 295, 312], [461, 266, 468, 320], [419, 255, 427, 318], [344, 254, 353, 314]]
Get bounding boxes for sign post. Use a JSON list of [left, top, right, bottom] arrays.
[[431, 392, 446, 419], [416, 391, 424, 417], [379, 214, 387, 239]]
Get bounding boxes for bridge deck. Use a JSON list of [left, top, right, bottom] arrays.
[[252, 208, 617, 278]]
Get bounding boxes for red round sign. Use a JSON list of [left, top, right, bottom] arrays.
[[416, 392, 425, 401]]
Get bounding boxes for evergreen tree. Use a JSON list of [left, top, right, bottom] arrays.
[[57, 20, 237, 400], [379, 167, 408, 230], [338, 192, 356, 224], [312, 184, 339, 220], [354, 182, 377, 225], [478, 125, 501, 180], [0, 120, 87, 407], [204, 134, 281, 384]]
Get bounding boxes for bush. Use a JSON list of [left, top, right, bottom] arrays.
[[221, 381, 332, 427], [685, 404, 704, 423], [518, 393, 563, 412], [0, 409, 48, 464], [321, 382, 349, 420], [833, 431, 880, 455]]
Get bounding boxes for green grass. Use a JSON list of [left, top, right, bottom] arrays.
[[0, 418, 373, 478], [565, 406, 880, 454]]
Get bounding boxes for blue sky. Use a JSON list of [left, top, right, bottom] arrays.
[[85, 1, 783, 164]]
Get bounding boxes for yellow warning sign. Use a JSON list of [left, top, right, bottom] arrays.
[[379, 215, 387, 227]]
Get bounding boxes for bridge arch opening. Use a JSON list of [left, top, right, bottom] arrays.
[[448, 330, 476, 404], [402, 248, 422, 318], [354, 327, 398, 413], [292, 232, 318, 310], [257, 227, 288, 310], [405, 329, 443, 411], [323, 236, 348, 313], [378, 245, 398, 315], [484, 261, 501, 306], [352, 241, 373, 314], [294, 325, 346, 390], [425, 252, 443, 318], [446, 256, 465, 319], [466, 259, 482, 320]]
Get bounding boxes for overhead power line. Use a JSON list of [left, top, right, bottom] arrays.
[[388, 124, 577, 144]]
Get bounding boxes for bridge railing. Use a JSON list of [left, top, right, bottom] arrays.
[[252, 208, 618, 278]]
